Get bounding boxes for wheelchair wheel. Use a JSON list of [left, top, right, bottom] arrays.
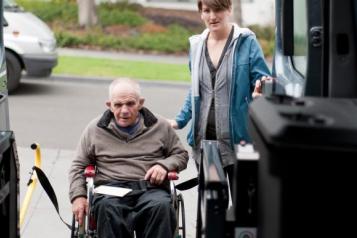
[[87, 186, 98, 237], [70, 189, 97, 238], [71, 214, 78, 238], [176, 193, 186, 238]]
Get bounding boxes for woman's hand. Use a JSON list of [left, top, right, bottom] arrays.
[[252, 76, 274, 98], [166, 119, 179, 129]]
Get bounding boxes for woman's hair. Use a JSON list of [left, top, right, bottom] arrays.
[[197, 0, 232, 12]]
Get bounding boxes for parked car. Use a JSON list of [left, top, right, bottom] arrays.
[[3, 0, 58, 92]]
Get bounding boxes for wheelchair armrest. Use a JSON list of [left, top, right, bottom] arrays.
[[84, 164, 177, 181], [84, 164, 96, 178]]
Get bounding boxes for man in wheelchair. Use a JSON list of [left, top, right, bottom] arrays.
[[69, 78, 189, 238]]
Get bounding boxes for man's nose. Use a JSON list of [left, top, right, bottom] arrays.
[[121, 105, 129, 113]]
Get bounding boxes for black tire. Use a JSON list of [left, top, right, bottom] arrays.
[[71, 214, 78, 238], [5, 51, 22, 93]]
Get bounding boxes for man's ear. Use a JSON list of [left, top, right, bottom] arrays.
[[138, 97, 145, 109], [105, 100, 111, 108]]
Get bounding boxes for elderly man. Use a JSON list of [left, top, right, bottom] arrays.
[[69, 78, 188, 238]]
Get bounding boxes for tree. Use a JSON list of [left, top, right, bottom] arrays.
[[77, 0, 98, 28], [232, 0, 242, 26]]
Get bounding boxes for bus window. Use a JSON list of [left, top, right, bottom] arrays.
[[292, 0, 307, 77]]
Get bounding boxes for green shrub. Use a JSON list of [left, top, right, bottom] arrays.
[[97, 36, 125, 50], [99, 9, 146, 27], [55, 31, 82, 47], [249, 24, 275, 41], [53, 23, 190, 53], [16, 0, 275, 57], [16, 0, 77, 23], [100, 1, 143, 12], [125, 25, 190, 53], [248, 24, 275, 58]]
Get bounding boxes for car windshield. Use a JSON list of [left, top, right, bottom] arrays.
[[3, 0, 22, 11]]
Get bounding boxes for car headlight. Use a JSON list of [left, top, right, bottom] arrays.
[[39, 39, 56, 53]]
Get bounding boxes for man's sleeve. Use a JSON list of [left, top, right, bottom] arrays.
[[68, 126, 93, 202], [156, 122, 189, 172]]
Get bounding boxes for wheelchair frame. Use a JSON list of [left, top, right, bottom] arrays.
[[70, 165, 186, 238]]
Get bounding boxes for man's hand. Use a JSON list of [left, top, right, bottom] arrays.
[[252, 76, 274, 98], [144, 164, 168, 185], [72, 197, 88, 226]]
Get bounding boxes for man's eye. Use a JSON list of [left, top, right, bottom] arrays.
[[126, 102, 136, 107], [114, 103, 122, 108]]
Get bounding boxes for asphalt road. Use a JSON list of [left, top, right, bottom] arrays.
[[9, 77, 190, 149], [9, 77, 198, 238]]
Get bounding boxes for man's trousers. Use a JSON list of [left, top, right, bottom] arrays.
[[92, 181, 176, 238]]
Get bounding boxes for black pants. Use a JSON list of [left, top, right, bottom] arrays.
[[92, 181, 176, 238]]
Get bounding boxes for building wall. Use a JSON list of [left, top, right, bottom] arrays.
[[240, 0, 275, 26]]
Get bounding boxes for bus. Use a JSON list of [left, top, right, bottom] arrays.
[[0, 0, 20, 237]]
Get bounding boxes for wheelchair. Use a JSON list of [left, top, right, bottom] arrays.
[[70, 165, 186, 238]]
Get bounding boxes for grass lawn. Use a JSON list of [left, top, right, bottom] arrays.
[[53, 56, 191, 82]]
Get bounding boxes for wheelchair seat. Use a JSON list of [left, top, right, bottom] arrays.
[[70, 165, 186, 238]]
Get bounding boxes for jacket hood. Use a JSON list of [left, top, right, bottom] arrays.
[[189, 23, 255, 46], [188, 23, 255, 98]]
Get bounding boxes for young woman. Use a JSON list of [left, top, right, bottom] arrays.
[[168, 0, 272, 185]]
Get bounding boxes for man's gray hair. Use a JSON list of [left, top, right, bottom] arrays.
[[108, 78, 142, 99]]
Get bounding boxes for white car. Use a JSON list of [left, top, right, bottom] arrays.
[[4, 0, 58, 92]]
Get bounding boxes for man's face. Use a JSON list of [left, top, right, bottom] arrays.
[[107, 87, 144, 127]]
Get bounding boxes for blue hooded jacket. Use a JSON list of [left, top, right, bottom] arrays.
[[176, 24, 271, 148]]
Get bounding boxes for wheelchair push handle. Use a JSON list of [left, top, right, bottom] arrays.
[[84, 165, 96, 178], [167, 171, 179, 180]]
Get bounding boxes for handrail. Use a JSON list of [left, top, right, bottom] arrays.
[[19, 143, 42, 227]]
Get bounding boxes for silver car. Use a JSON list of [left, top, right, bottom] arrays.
[[3, 0, 57, 92]]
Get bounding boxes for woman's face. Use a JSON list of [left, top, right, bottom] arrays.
[[200, 3, 231, 33]]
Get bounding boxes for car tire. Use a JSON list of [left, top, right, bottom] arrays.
[[5, 50, 21, 93]]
